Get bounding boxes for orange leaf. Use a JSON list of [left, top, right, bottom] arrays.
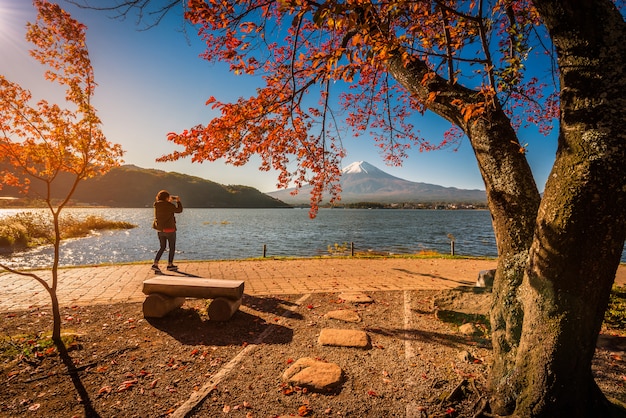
[[98, 385, 112, 394], [116, 379, 138, 392]]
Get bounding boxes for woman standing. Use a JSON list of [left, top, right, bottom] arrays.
[[151, 190, 183, 272]]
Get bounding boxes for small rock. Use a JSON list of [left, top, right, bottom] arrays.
[[324, 309, 362, 323], [338, 292, 373, 303], [282, 357, 343, 391], [318, 328, 370, 348], [458, 323, 479, 336], [476, 269, 496, 288], [457, 350, 474, 362]]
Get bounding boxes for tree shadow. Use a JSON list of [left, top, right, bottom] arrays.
[[242, 294, 304, 320], [393, 268, 474, 286], [365, 326, 486, 349], [54, 340, 101, 418], [146, 308, 293, 346]]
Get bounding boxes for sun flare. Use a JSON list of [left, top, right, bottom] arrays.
[[0, 0, 34, 58]]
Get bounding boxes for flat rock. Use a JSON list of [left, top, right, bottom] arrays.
[[459, 323, 479, 336], [318, 328, 370, 348], [338, 292, 373, 303], [324, 309, 361, 323], [282, 357, 343, 391]]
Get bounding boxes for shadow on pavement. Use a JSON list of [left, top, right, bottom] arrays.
[[146, 308, 294, 346]]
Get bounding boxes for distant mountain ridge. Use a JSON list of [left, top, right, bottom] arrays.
[[267, 161, 486, 204], [0, 165, 290, 208]]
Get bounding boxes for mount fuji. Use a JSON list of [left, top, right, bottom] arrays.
[[267, 161, 486, 205]]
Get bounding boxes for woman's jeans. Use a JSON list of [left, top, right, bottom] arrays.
[[155, 231, 176, 264]]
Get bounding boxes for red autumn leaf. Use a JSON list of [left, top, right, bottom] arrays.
[[298, 405, 312, 416], [190, 349, 200, 356], [287, 358, 294, 364], [367, 390, 377, 397], [117, 379, 138, 392], [98, 386, 112, 394]]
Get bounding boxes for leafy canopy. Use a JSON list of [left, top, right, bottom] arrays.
[[159, 1, 558, 213], [0, 0, 124, 199]]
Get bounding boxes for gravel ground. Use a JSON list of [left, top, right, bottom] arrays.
[[1, 287, 624, 417]]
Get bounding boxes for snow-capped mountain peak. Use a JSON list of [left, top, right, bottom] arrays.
[[342, 161, 386, 176], [267, 161, 486, 204]]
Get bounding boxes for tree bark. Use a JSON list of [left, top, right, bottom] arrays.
[[501, 1, 626, 416]]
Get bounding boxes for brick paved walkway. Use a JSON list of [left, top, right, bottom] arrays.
[[1, 258, 624, 312]]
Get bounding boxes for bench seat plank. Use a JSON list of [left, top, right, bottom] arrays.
[[142, 277, 244, 300]]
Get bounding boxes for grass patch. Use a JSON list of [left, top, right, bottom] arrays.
[[436, 310, 491, 336], [0, 330, 78, 363], [0, 212, 136, 252]]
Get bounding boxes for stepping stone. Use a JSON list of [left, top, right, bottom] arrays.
[[318, 328, 370, 348], [459, 323, 480, 336], [282, 357, 343, 392], [324, 309, 361, 323], [338, 292, 373, 303]]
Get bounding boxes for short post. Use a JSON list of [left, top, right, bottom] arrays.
[[447, 234, 456, 256], [263, 244, 267, 258], [351, 242, 354, 257]]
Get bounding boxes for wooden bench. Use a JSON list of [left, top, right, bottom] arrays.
[[141, 277, 245, 321]]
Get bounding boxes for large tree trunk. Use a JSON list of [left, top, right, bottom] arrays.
[[496, 1, 626, 416]]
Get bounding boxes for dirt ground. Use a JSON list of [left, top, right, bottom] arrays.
[[1, 287, 625, 418]]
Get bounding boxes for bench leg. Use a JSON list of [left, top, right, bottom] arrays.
[[208, 297, 242, 321], [143, 293, 185, 318]]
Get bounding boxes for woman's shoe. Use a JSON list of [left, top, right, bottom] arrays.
[[166, 265, 178, 271]]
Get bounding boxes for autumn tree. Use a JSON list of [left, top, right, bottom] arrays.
[[0, 0, 124, 342], [79, 0, 624, 416]]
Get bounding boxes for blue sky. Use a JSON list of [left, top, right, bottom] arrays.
[[0, 0, 558, 193]]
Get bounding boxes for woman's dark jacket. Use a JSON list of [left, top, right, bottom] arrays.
[[153, 200, 183, 231]]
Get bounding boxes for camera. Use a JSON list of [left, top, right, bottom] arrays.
[[170, 196, 179, 201]]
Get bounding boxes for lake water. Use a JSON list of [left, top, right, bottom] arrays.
[[0, 208, 500, 269], [2, 207, 623, 270]]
